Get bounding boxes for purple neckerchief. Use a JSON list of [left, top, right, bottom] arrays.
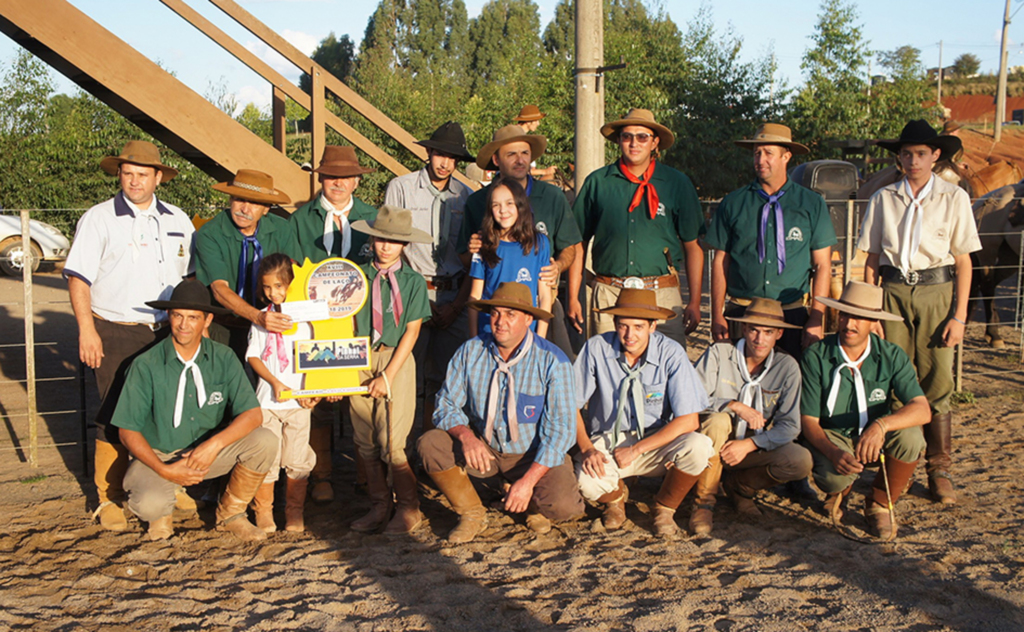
[[756, 187, 787, 275], [237, 221, 263, 305]]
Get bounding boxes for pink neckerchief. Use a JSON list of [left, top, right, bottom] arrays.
[[372, 260, 404, 344], [261, 305, 289, 370]]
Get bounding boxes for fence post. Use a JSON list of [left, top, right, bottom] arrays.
[[79, 362, 90, 478], [844, 200, 855, 285], [20, 209, 38, 468]]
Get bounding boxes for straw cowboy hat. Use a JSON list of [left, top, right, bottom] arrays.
[[513, 104, 546, 123], [212, 169, 291, 206], [600, 108, 675, 151], [876, 119, 962, 158], [415, 121, 475, 163], [815, 281, 903, 322], [146, 279, 232, 315], [725, 297, 802, 329], [312, 145, 376, 178], [596, 288, 676, 321], [100, 140, 179, 181], [350, 205, 432, 244], [733, 123, 810, 155], [475, 125, 548, 170], [467, 282, 553, 321]]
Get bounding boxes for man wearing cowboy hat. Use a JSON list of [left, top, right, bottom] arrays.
[[693, 298, 811, 535], [64, 140, 195, 531], [801, 281, 930, 539], [568, 108, 704, 349], [513, 104, 545, 133], [858, 119, 981, 506], [112, 279, 278, 542], [573, 289, 713, 538], [705, 123, 836, 358], [418, 282, 584, 542], [384, 122, 476, 430], [195, 168, 300, 358]]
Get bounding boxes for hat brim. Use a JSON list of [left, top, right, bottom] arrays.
[[876, 135, 962, 158], [415, 139, 475, 163], [596, 305, 677, 321], [725, 314, 802, 329], [144, 299, 232, 316], [733, 139, 810, 155], [350, 219, 433, 244], [212, 182, 291, 206], [814, 296, 904, 322], [100, 156, 179, 182], [476, 135, 547, 170], [313, 164, 376, 178], [467, 297, 553, 321], [514, 112, 546, 122], [601, 119, 675, 151]]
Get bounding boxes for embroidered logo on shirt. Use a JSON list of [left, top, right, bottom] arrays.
[[646, 392, 663, 399], [516, 268, 532, 283], [359, 243, 373, 259], [656, 203, 667, 217], [786, 227, 804, 242], [177, 245, 185, 257], [523, 405, 538, 419], [535, 221, 549, 235], [207, 392, 224, 405], [869, 388, 886, 403], [471, 253, 483, 264]]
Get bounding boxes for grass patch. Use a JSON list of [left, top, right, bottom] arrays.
[[19, 474, 47, 484], [951, 390, 976, 405]]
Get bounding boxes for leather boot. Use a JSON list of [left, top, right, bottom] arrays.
[[175, 487, 199, 512], [215, 464, 269, 542], [93, 440, 129, 531], [653, 465, 701, 538], [147, 514, 174, 541], [867, 455, 918, 539], [428, 466, 487, 544], [723, 465, 782, 517], [384, 462, 424, 535], [308, 425, 334, 503], [596, 480, 629, 530], [252, 482, 277, 533], [823, 485, 853, 524], [689, 455, 721, 535], [924, 412, 956, 505], [350, 458, 393, 533], [354, 451, 368, 494], [284, 477, 308, 532]]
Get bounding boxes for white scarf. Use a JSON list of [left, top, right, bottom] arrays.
[[898, 175, 933, 276], [321, 195, 354, 257], [173, 347, 206, 429], [734, 339, 773, 439], [826, 337, 872, 432]]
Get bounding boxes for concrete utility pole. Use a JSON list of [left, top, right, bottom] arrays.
[[574, 0, 604, 194], [937, 40, 943, 106], [996, 0, 1011, 143]]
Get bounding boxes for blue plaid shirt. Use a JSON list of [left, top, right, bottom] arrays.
[[434, 331, 577, 468]]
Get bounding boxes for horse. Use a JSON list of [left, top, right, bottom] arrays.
[[971, 180, 1024, 348]]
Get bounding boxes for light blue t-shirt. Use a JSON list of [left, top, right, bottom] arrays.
[[470, 233, 551, 333]]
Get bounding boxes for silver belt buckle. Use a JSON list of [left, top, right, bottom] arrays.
[[622, 276, 645, 290], [905, 270, 920, 286]]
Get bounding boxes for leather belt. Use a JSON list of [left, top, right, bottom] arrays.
[[880, 265, 954, 286], [426, 275, 462, 292], [93, 313, 166, 332], [593, 274, 679, 290]]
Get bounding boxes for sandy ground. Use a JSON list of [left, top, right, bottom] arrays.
[[1, 270, 1024, 631]]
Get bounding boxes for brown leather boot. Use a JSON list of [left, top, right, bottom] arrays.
[[653, 465, 701, 538], [428, 466, 487, 544], [284, 477, 308, 532], [308, 424, 334, 504], [147, 514, 174, 541], [252, 481, 277, 533], [384, 462, 424, 535], [723, 465, 782, 517], [866, 454, 917, 539], [689, 455, 721, 535], [823, 485, 853, 524], [924, 412, 956, 505], [93, 440, 129, 531], [351, 457, 393, 533], [215, 464, 269, 542], [596, 480, 629, 530]]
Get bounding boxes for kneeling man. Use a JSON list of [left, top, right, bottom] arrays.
[[419, 283, 584, 542], [802, 281, 929, 539], [574, 289, 713, 538], [113, 279, 277, 541]]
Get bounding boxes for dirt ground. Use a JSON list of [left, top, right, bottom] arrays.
[[1, 270, 1023, 632]]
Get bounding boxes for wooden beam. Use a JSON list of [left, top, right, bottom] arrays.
[[272, 85, 286, 153], [311, 67, 325, 185]]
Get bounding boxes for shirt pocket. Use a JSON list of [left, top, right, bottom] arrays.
[[197, 382, 230, 425], [164, 231, 190, 272], [516, 393, 544, 425]]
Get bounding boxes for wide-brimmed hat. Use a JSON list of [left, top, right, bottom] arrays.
[[876, 119, 962, 158], [313, 145, 376, 178], [513, 104, 546, 123], [415, 121, 475, 162], [733, 123, 809, 155], [468, 282, 553, 321], [476, 125, 548, 170], [726, 297, 802, 329], [212, 169, 291, 205], [815, 281, 903, 322], [146, 279, 232, 315], [596, 288, 676, 321], [351, 205, 432, 244], [100, 140, 179, 181], [941, 119, 963, 135], [600, 108, 675, 151]]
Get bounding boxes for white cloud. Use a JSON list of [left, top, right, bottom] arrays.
[[243, 29, 320, 83], [281, 29, 319, 56], [233, 84, 272, 114]]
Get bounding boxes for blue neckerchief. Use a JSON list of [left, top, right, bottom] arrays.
[[237, 221, 263, 305]]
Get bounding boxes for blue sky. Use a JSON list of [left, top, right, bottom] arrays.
[[0, 0, 1019, 114]]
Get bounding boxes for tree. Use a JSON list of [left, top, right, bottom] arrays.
[[300, 32, 356, 93], [952, 52, 981, 78], [873, 45, 938, 138]]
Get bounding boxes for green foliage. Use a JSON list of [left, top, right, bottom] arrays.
[[300, 32, 355, 94], [952, 53, 981, 78], [874, 46, 939, 138]]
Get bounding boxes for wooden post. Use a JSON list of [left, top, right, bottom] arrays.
[[995, 0, 1011, 142], [310, 66, 325, 197], [844, 200, 854, 285], [574, 0, 604, 194], [272, 85, 286, 153], [20, 209, 38, 468]]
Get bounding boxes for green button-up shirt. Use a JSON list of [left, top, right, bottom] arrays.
[[457, 177, 581, 255], [800, 333, 924, 438], [573, 161, 704, 277], [111, 336, 260, 453], [705, 179, 836, 304], [290, 195, 378, 266], [354, 262, 431, 348]]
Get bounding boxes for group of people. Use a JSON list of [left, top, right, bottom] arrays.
[[64, 105, 979, 544]]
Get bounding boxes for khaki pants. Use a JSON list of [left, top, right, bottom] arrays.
[[261, 408, 316, 482], [806, 427, 926, 494], [591, 281, 687, 348], [349, 346, 416, 466], [700, 411, 811, 481]]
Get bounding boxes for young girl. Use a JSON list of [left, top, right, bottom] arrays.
[[468, 176, 552, 338], [348, 206, 431, 534], [245, 253, 319, 533]]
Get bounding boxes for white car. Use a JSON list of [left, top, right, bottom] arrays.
[[0, 214, 71, 276]]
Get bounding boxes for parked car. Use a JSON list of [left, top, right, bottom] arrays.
[[0, 214, 71, 276]]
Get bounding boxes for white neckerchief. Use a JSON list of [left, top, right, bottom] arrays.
[[826, 337, 872, 432], [734, 339, 773, 439], [173, 345, 206, 429], [321, 194, 354, 257], [128, 197, 162, 265], [898, 175, 933, 275]]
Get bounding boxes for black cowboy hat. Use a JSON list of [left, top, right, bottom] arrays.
[[877, 119, 962, 158], [415, 121, 476, 163], [146, 279, 232, 315]]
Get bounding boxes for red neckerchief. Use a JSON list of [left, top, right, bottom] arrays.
[[618, 158, 659, 220]]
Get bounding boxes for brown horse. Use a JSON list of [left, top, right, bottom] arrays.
[[856, 160, 1023, 201], [971, 180, 1024, 348]]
